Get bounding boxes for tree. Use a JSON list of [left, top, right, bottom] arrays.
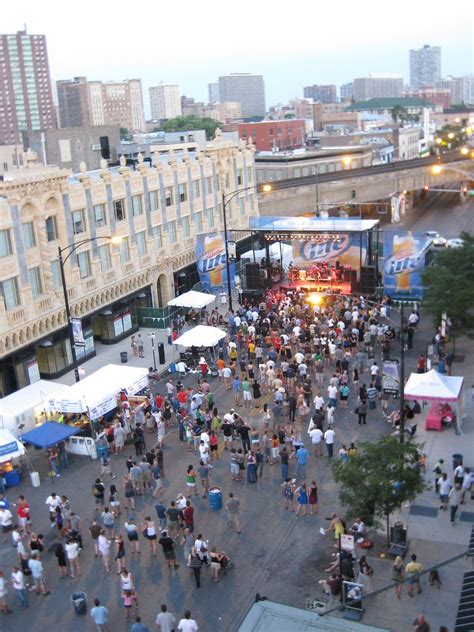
[[333, 436, 427, 545], [391, 105, 408, 124], [422, 231, 474, 336], [284, 113, 295, 119], [120, 127, 131, 141], [161, 115, 223, 140]]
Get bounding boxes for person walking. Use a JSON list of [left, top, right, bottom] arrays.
[[124, 518, 140, 555], [158, 530, 180, 569], [280, 447, 290, 481], [405, 554, 423, 597], [188, 546, 203, 589], [98, 530, 111, 574], [65, 537, 81, 578], [11, 566, 28, 609], [246, 451, 258, 483], [296, 445, 308, 479], [91, 598, 109, 631], [27, 552, 50, 596], [324, 428, 335, 458], [178, 610, 199, 632], [114, 534, 126, 573], [156, 604, 176, 632], [295, 482, 309, 517], [438, 473, 452, 511], [357, 399, 368, 425], [308, 481, 318, 515], [123, 475, 136, 511], [448, 483, 463, 525], [392, 555, 404, 599], [280, 478, 295, 512], [142, 517, 157, 556], [226, 493, 241, 534], [100, 507, 115, 537]]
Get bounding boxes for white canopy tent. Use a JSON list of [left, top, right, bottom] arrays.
[[0, 429, 26, 463], [46, 364, 149, 419], [173, 325, 227, 348], [168, 290, 216, 310], [404, 369, 464, 434]]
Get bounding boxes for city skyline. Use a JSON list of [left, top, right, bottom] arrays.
[[3, 1, 472, 115]]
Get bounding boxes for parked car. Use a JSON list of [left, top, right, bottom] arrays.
[[446, 238, 464, 248], [425, 231, 447, 247]]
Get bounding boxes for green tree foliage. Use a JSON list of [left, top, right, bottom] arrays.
[[161, 116, 222, 140], [120, 127, 131, 141], [333, 436, 427, 543], [422, 231, 474, 336]]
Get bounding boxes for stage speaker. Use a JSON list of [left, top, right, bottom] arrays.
[[343, 268, 351, 282], [158, 342, 165, 365], [245, 263, 261, 290], [360, 266, 376, 295]]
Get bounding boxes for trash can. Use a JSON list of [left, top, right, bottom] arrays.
[[208, 486, 222, 510], [452, 454, 463, 469], [120, 351, 128, 364], [30, 471, 40, 488], [72, 592, 87, 615]]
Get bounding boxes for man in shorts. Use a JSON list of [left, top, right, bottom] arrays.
[[405, 554, 423, 597], [166, 501, 181, 538], [0, 506, 13, 542], [158, 530, 180, 569], [226, 492, 241, 534], [28, 552, 50, 596]]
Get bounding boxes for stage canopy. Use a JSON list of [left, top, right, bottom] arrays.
[[0, 429, 26, 463], [249, 216, 379, 234], [173, 325, 227, 348], [20, 421, 80, 449], [168, 290, 216, 309], [404, 369, 463, 402]]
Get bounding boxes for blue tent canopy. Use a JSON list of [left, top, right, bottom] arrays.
[[20, 422, 81, 449]]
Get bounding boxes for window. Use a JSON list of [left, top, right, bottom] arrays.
[[302, 167, 309, 177], [207, 207, 215, 228], [77, 251, 91, 278], [182, 216, 190, 238], [165, 187, 173, 207], [22, 222, 36, 249], [0, 229, 13, 257], [205, 177, 212, 195], [28, 266, 43, 298], [119, 238, 130, 264], [239, 198, 245, 216], [136, 231, 147, 256], [195, 212, 203, 232], [237, 169, 243, 186], [193, 180, 200, 198], [149, 190, 159, 211], [51, 260, 61, 289], [113, 199, 126, 221], [132, 194, 143, 217], [45, 216, 58, 241], [179, 183, 187, 203], [94, 203, 106, 227], [0, 277, 20, 310], [152, 225, 162, 249], [168, 221, 177, 243], [98, 244, 111, 271], [72, 209, 86, 234], [248, 195, 254, 212], [293, 168, 301, 178]]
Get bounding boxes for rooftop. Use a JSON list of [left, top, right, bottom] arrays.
[[346, 97, 435, 111]]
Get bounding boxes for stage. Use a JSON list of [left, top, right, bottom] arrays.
[[278, 278, 352, 295]]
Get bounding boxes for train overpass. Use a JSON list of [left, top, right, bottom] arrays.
[[257, 150, 474, 216]]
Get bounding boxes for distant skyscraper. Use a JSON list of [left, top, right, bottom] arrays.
[[0, 29, 56, 144], [303, 84, 337, 104], [410, 45, 441, 89], [218, 73, 265, 118], [437, 75, 474, 106], [149, 83, 182, 120], [353, 75, 403, 101], [340, 83, 354, 101], [208, 82, 220, 103], [57, 78, 145, 131]]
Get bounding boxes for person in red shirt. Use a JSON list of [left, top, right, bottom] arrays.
[[417, 354, 426, 374], [154, 394, 164, 410], [183, 500, 194, 532], [17, 495, 31, 534], [177, 389, 187, 409]]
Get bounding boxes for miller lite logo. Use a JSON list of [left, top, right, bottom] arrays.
[[198, 247, 226, 273], [300, 234, 351, 262], [384, 253, 423, 276]]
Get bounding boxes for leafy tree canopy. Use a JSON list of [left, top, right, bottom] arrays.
[[161, 116, 223, 140]]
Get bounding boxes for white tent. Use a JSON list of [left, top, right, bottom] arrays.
[[0, 380, 69, 437], [168, 290, 216, 310], [404, 369, 463, 402], [173, 325, 227, 348], [0, 429, 26, 463], [46, 364, 149, 419]]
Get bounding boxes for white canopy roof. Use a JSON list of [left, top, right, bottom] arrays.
[[404, 369, 463, 402], [168, 290, 216, 310], [0, 429, 26, 463], [173, 325, 227, 348], [0, 380, 67, 416], [46, 364, 149, 417]]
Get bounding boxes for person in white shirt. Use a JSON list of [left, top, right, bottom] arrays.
[[11, 567, 27, 608], [45, 493, 61, 525], [324, 428, 336, 458], [178, 610, 199, 631], [308, 427, 324, 456], [28, 552, 49, 596], [438, 473, 452, 510], [327, 406, 335, 427], [327, 384, 338, 408], [313, 394, 325, 410], [294, 351, 304, 364], [156, 603, 176, 631], [461, 468, 474, 503], [0, 507, 13, 543], [65, 538, 81, 578], [370, 362, 379, 377]]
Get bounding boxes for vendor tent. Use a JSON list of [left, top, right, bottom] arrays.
[[168, 290, 216, 309], [46, 364, 149, 418], [20, 421, 80, 448], [0, 380, 68, 437], [404, 369, 463, 402], [0, 429, 26, 463], [173, 325, 227, 348]]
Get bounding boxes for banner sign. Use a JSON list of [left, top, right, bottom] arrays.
[[383, 360, 400, 395], [0, 440, 19, 457], [71, 318, 86, 347], [292, 232, 367, 269], [196, 232, 235, 293], [383, 231, 431, 299]]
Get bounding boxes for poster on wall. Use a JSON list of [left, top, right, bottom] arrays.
[[27, 359, 40, 384], [383, 231, 431, 300], [113, 316, 124, 337], [383, 360, 400, 395], [122, 312, 132, 332], [196, 232, 235, 293], [292, 233, 367, 269], [71, 319, 86, 347]]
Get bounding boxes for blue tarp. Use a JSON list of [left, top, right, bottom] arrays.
[[20, 422, 80, 448]]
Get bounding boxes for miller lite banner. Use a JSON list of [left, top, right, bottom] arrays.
[[196, 232, 235, 293], [292, 233, 367, 269], [383, 231, 431, 299]]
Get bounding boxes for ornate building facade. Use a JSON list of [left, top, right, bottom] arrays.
[[0, 133, 257, 394]]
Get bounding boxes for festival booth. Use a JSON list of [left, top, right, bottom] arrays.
[[0, 380, 69, 437], [172, 325, 227, 370], [404, 369, 464, 434], [168, 290, 216, 326], [0, 430, 26, 488], [45, 364, 149, 457]]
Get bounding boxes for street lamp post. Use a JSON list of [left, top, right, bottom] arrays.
[[58, 235, 121, 383]]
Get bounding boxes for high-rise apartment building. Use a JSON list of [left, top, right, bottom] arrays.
[[208, 82, 220, 103], [303, 84, 337, 104], [437, 75, 474, 106], [217, 73, 265, 119], [353, 75, 403, 101], [409, 45, 441, 89], [340, 82, 354, 101], [57, 77, 145, 131], [149, 83, 182, 120], [0, 30, 56, 145]]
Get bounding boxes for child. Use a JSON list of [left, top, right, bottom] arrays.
[[122, 589, 138, 619]]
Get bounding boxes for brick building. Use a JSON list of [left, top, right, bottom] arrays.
[[223, 119, 305, 152]]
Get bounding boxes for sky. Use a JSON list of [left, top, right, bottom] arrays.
[[4, 0, 474, 116]]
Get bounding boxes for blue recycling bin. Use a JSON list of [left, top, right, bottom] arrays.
[[208, 486, 222, 510]]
